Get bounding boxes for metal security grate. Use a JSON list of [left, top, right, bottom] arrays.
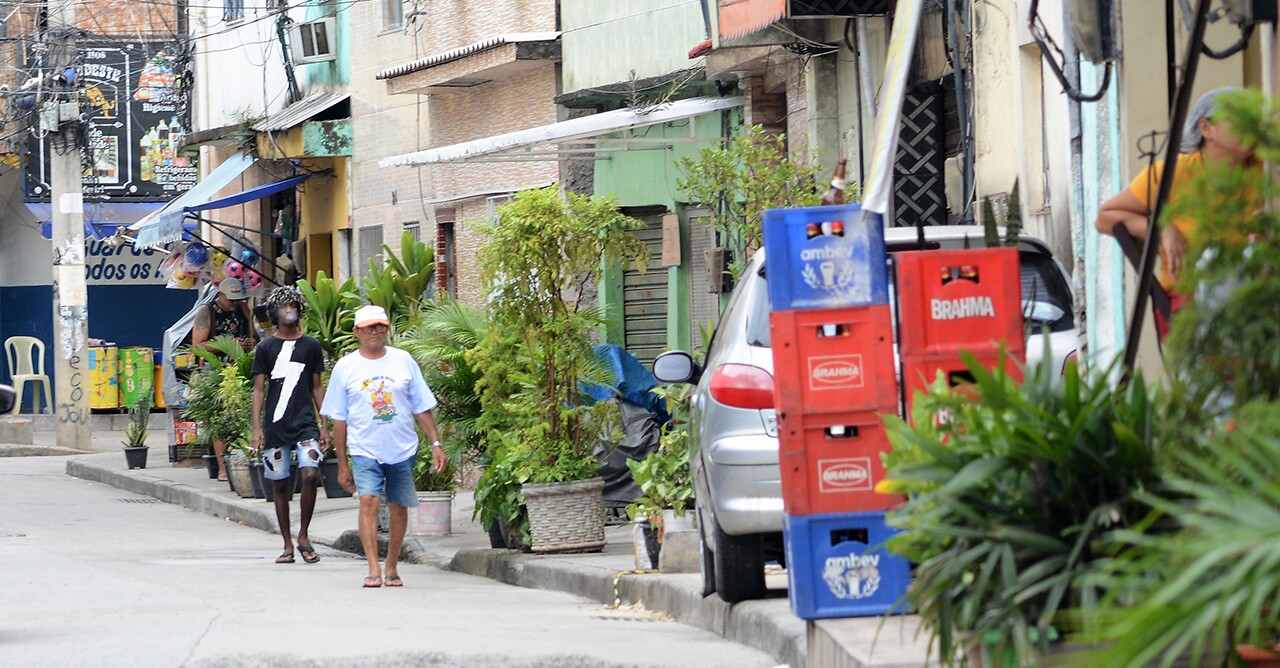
[[117, 498, 160, 504], [894, 86, 946, 227]]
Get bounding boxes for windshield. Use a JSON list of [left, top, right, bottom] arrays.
[[752, 248, 1074, 347]]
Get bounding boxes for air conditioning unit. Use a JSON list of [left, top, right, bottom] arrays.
[[289, 17, 336, 65]]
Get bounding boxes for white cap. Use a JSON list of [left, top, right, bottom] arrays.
[[353, 304, 390, 328]]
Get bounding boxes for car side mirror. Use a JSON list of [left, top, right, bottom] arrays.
[[0, 384, 15, 414], [652, 351, 700, 384]]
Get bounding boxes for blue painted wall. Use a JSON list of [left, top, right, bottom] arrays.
[[0, 284, 195, 411]]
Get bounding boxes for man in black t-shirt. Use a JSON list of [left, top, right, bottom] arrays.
[[251, 286, 330, 565]]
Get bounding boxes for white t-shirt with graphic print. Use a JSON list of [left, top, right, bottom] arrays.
[[320, 346, 437, 465]]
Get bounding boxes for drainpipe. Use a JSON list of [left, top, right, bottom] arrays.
[[276, 10, 302, 104], [946, 0, 973, 223]]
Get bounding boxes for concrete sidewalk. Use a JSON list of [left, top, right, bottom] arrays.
[[61, 450, 933, 668]]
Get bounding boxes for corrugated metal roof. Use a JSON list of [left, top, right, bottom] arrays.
[[253, 90, 349, 132], [376, 32, 560, 80], [719, 0, 787, 41]]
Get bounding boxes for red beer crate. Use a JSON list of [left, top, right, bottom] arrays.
[[900, 350, 1024, 424], [777, 410, 904, 516], [783, 511, 912, 619], [895, 248, 1025, 357], [769, 306, 898, 417]]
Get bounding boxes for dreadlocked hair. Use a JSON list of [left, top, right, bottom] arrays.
[[265, 285, 307, 318]]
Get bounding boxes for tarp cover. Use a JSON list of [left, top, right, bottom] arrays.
[[586, 344, 670, 509]]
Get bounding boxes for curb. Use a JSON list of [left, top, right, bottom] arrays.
[[65, 457, 807, 668]]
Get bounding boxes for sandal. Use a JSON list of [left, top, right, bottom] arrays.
[[384, 574, 403, 587], [275, 551, 295, 564], [362, 575, 382, 588], [298, 545, 320, 564]]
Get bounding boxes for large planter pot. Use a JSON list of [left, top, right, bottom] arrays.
[[123, 446, 148, 470], [1238, 645, 1280, 667], [407, 491, 453, 536], [318, 458, 353, 498], [222, 453, 235, 491], [227, 454, 255, 498], [202, 453, 219, 479], [522, 477, 606, 554], [260, 466, 296, 503]]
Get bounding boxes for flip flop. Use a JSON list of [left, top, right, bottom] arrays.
[[298, 545, 320, 564], [362, 575, 382, 588], [384, 574, 403, 587], [275, 551, 295, 564]]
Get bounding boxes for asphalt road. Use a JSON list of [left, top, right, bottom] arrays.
[[0, 456, 779, 668]]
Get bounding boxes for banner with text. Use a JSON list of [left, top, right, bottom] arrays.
[[26, 41, 198, 202]]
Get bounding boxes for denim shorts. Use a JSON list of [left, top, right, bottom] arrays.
[[262, 439, 323, 481], [350, 455, 418, 507]]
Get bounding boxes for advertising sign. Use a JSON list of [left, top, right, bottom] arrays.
[[26, 41, 198, 202], [85, 236, 168, 286]]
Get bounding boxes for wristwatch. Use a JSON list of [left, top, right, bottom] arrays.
[[430, 441, 443, 451]]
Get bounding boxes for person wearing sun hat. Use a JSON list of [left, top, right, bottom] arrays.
[[191, 277, 260, 481], [1094, 87, 1259, 336], [320, 304, 446, 588]]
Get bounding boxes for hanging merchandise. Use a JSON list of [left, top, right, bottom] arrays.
[[184, 242, 209, 267], [224, 259, 246, 280], [239, 247, 259, 266], [243, 270, 263, 292], [168, 267, 197, 289]]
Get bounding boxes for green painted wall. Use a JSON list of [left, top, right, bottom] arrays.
[[561, 0, 708, 95], [596, 108, 742, 354], [301, 1, 349, 88]]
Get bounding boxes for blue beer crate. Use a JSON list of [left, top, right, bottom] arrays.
[[762, 204, 888, 311], [784, 511, 911, 619]]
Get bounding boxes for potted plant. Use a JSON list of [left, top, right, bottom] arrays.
[[472, 186, 649, 554], [877, 352, 1162, 666], [122, 388, 152, 469], [625, 384, 694, 569], [1083, 88, 1280, 668], [183, 336, 256, 496], [406, 435, 458, 537]]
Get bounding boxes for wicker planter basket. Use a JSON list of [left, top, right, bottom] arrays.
[[522, 477, 607, 554]]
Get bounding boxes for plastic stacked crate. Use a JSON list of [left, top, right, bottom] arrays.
[[894, 248, 1026, 423], [762, 204, 910, 620]]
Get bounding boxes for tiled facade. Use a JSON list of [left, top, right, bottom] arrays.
[[353, 0, 561, 306]]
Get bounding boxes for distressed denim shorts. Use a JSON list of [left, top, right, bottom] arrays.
[[262, 439, 323, 481], [350, 454, 418, 507]]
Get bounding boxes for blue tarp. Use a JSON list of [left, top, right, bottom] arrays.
[[584, 344, 669, 424]]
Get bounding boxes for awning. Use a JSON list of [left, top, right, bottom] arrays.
[[188, 173, 312, 212], [128, 151, 255, 247], [719, 0, 787, 41], [27, 201, 159, 239], [380, 96, 744, 167], [252, 91, 349, 133]]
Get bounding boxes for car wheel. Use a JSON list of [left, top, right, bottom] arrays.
[[697, 503, 716, 597], [712, 523, 766, 603]]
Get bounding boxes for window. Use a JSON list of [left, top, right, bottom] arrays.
[[382, 0, 403, 30], [290, 18, 336, 64], [357, 225, 384, 275], [436, 219, 457, 299], [223, 0, 244, 23], [404, 221, 421, 243]]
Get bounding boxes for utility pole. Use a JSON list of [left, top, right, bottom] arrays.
[[46, 0, 90, 449]]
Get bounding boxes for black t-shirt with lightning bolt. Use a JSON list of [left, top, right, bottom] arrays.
[[251, 335, 326, 448]]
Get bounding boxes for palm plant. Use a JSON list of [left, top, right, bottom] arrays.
[[1090, 403, 1280, 667], [182, 335, 254, 454], [122, 388, 152, 448], [396, 299, 486, 466], [297, 270, 359, 361], [878, 352, 1161, 666]]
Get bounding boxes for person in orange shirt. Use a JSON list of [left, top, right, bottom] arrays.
[[1095, 88, 1257, 336]]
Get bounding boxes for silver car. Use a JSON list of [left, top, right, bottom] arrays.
[[652, 226, 1078, 603]]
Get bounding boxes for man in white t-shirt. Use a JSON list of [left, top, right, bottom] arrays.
[[320, 304, 446, 588]]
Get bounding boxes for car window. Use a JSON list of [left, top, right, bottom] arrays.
[[707, 256, 771, 356], [1018, 251, 1074, 332]]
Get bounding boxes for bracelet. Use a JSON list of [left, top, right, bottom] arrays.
[[430, 441, 443, 450]]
